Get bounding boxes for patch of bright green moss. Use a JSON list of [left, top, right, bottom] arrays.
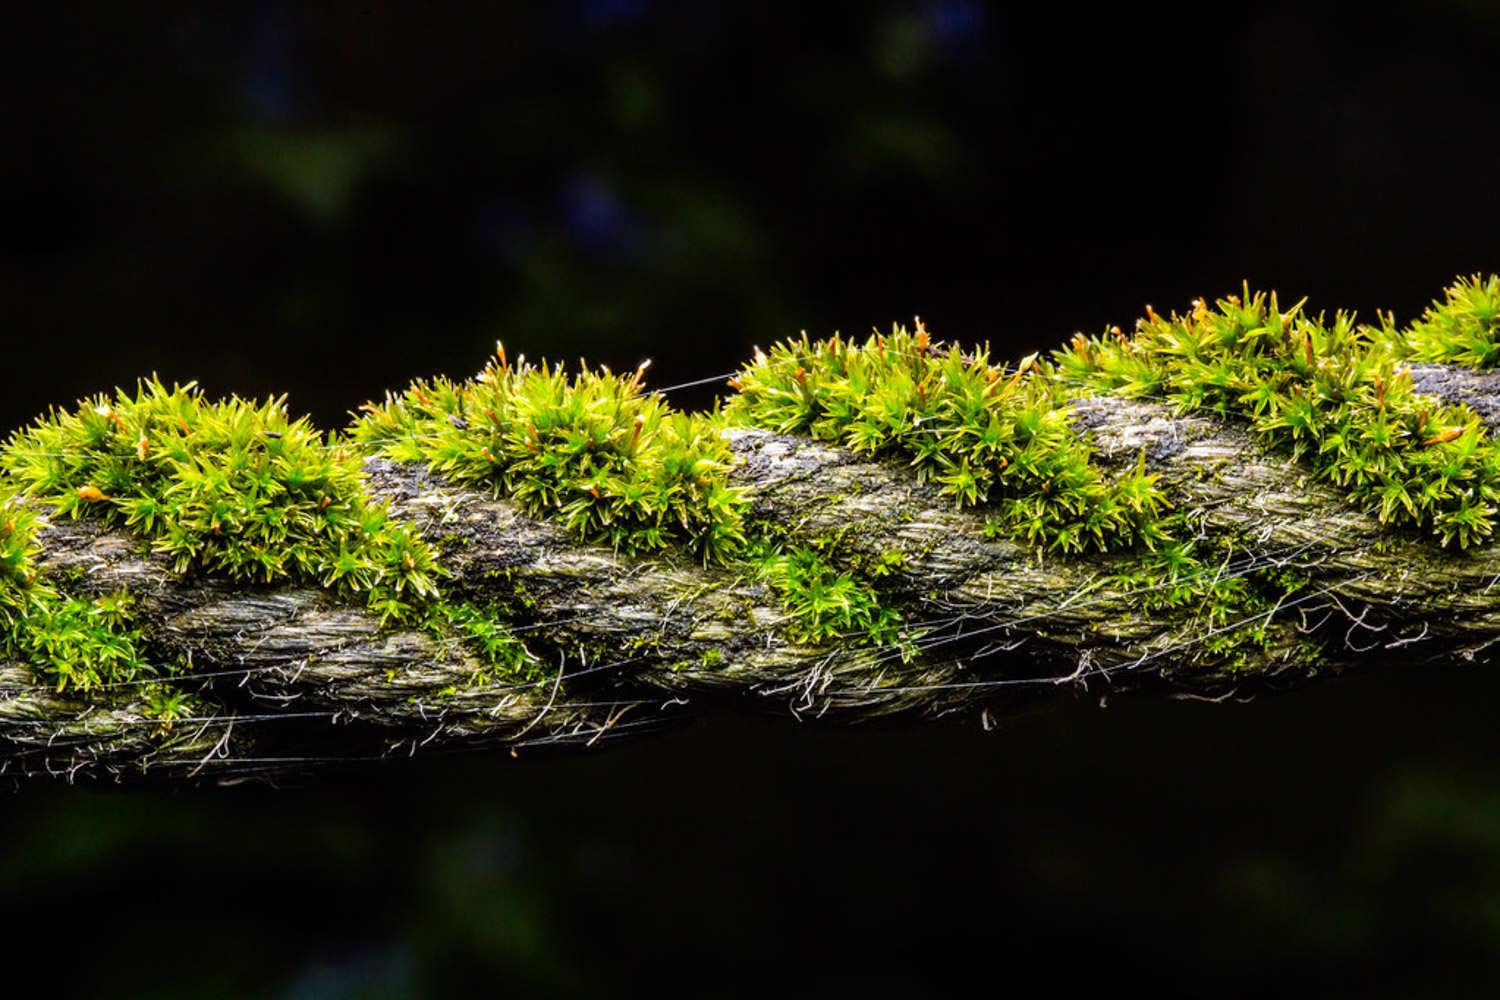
[[7, 586, 152, 692], [352, 346, 926, 657], [722, 321, 1309, 669], [1396, 273, 1500, 368], [725, 322, 1167, 554], [3, 378, 443, 620], [0, 379, 535, 694], [1105, 522, 1319, 675], [425, 599, 542, 687], [353, 346, 748, 563], [1054, 287, 1500, 548], [2, 488, 157, 692], [744, 537, 909, 652], [0, 493, 38, 631]]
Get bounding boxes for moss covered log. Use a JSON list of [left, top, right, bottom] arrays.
[[2, 274, 1499, 782]]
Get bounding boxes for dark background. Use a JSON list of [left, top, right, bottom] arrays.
[[4, 2, 1500, 996]]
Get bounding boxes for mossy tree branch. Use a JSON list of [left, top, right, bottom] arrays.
[[3, 276, 1500, 782]]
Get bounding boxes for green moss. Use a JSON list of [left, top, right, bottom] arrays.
[[1103, 520, 1322, 675], [0, 379, 538, 694], [5, 587, 152, 692], [3, 378, 443, 621], [353, 345, 747, 563], [869, 548, 907, 579], [424, 599, 544, 688], [30, 276, 1498, 694], [1054, 286, 1500, 548], [1107, 532, 1253, 621], [718, 321, 1319, 669], [140, 681, 196, 733], [725, 322, 1167, 554], [0, 493, 39, 632], [1397, 273, 1500, 368], [353, 345, 926, 657], [744, 538, 910, 653], [2, 486, 161, 692]]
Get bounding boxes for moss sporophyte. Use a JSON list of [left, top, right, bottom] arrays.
[[3, 273, 1499, 706]]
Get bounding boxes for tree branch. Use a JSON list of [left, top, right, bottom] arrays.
[[5, 364, 1500, 782]]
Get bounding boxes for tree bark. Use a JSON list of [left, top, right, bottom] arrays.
[[6, 365, 1500, 782]]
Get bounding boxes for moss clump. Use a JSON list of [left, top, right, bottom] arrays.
[[0, 493, 38, 631], [745, 539, 908, 651], [1105, 524, 1319, 675], [1109, 532, 1259, 620], [1398, 273, 1500, 368], [353, 346, 928, 657], [722, 321, 1306, 670], [425, 599, 542, 687], [140, 681, 194, 729], [3, 378, 443, 621], [1055, 288, 1500, 549], [725, 322, 1167, 554], [353, 346, 747, 563], [5, 586, 153, 692], [2, 489, 160, 691], [1, 379, 538, 694]]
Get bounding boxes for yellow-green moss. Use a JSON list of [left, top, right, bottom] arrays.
[[725, 321, 1297, 672], [744, 538, 910, 652], [726, 322, 1168, 554], [3, 378, 443, 618], [0, 378, 535, 694], [424, 598, 543, 686], [1397, 273, 1500, 368], [1054, 283, 1500, 548], [9, 273, 1496, 699], [352, 344, 916, 657], [353, 346, 748, 563], [0, 493, 39, 632]]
